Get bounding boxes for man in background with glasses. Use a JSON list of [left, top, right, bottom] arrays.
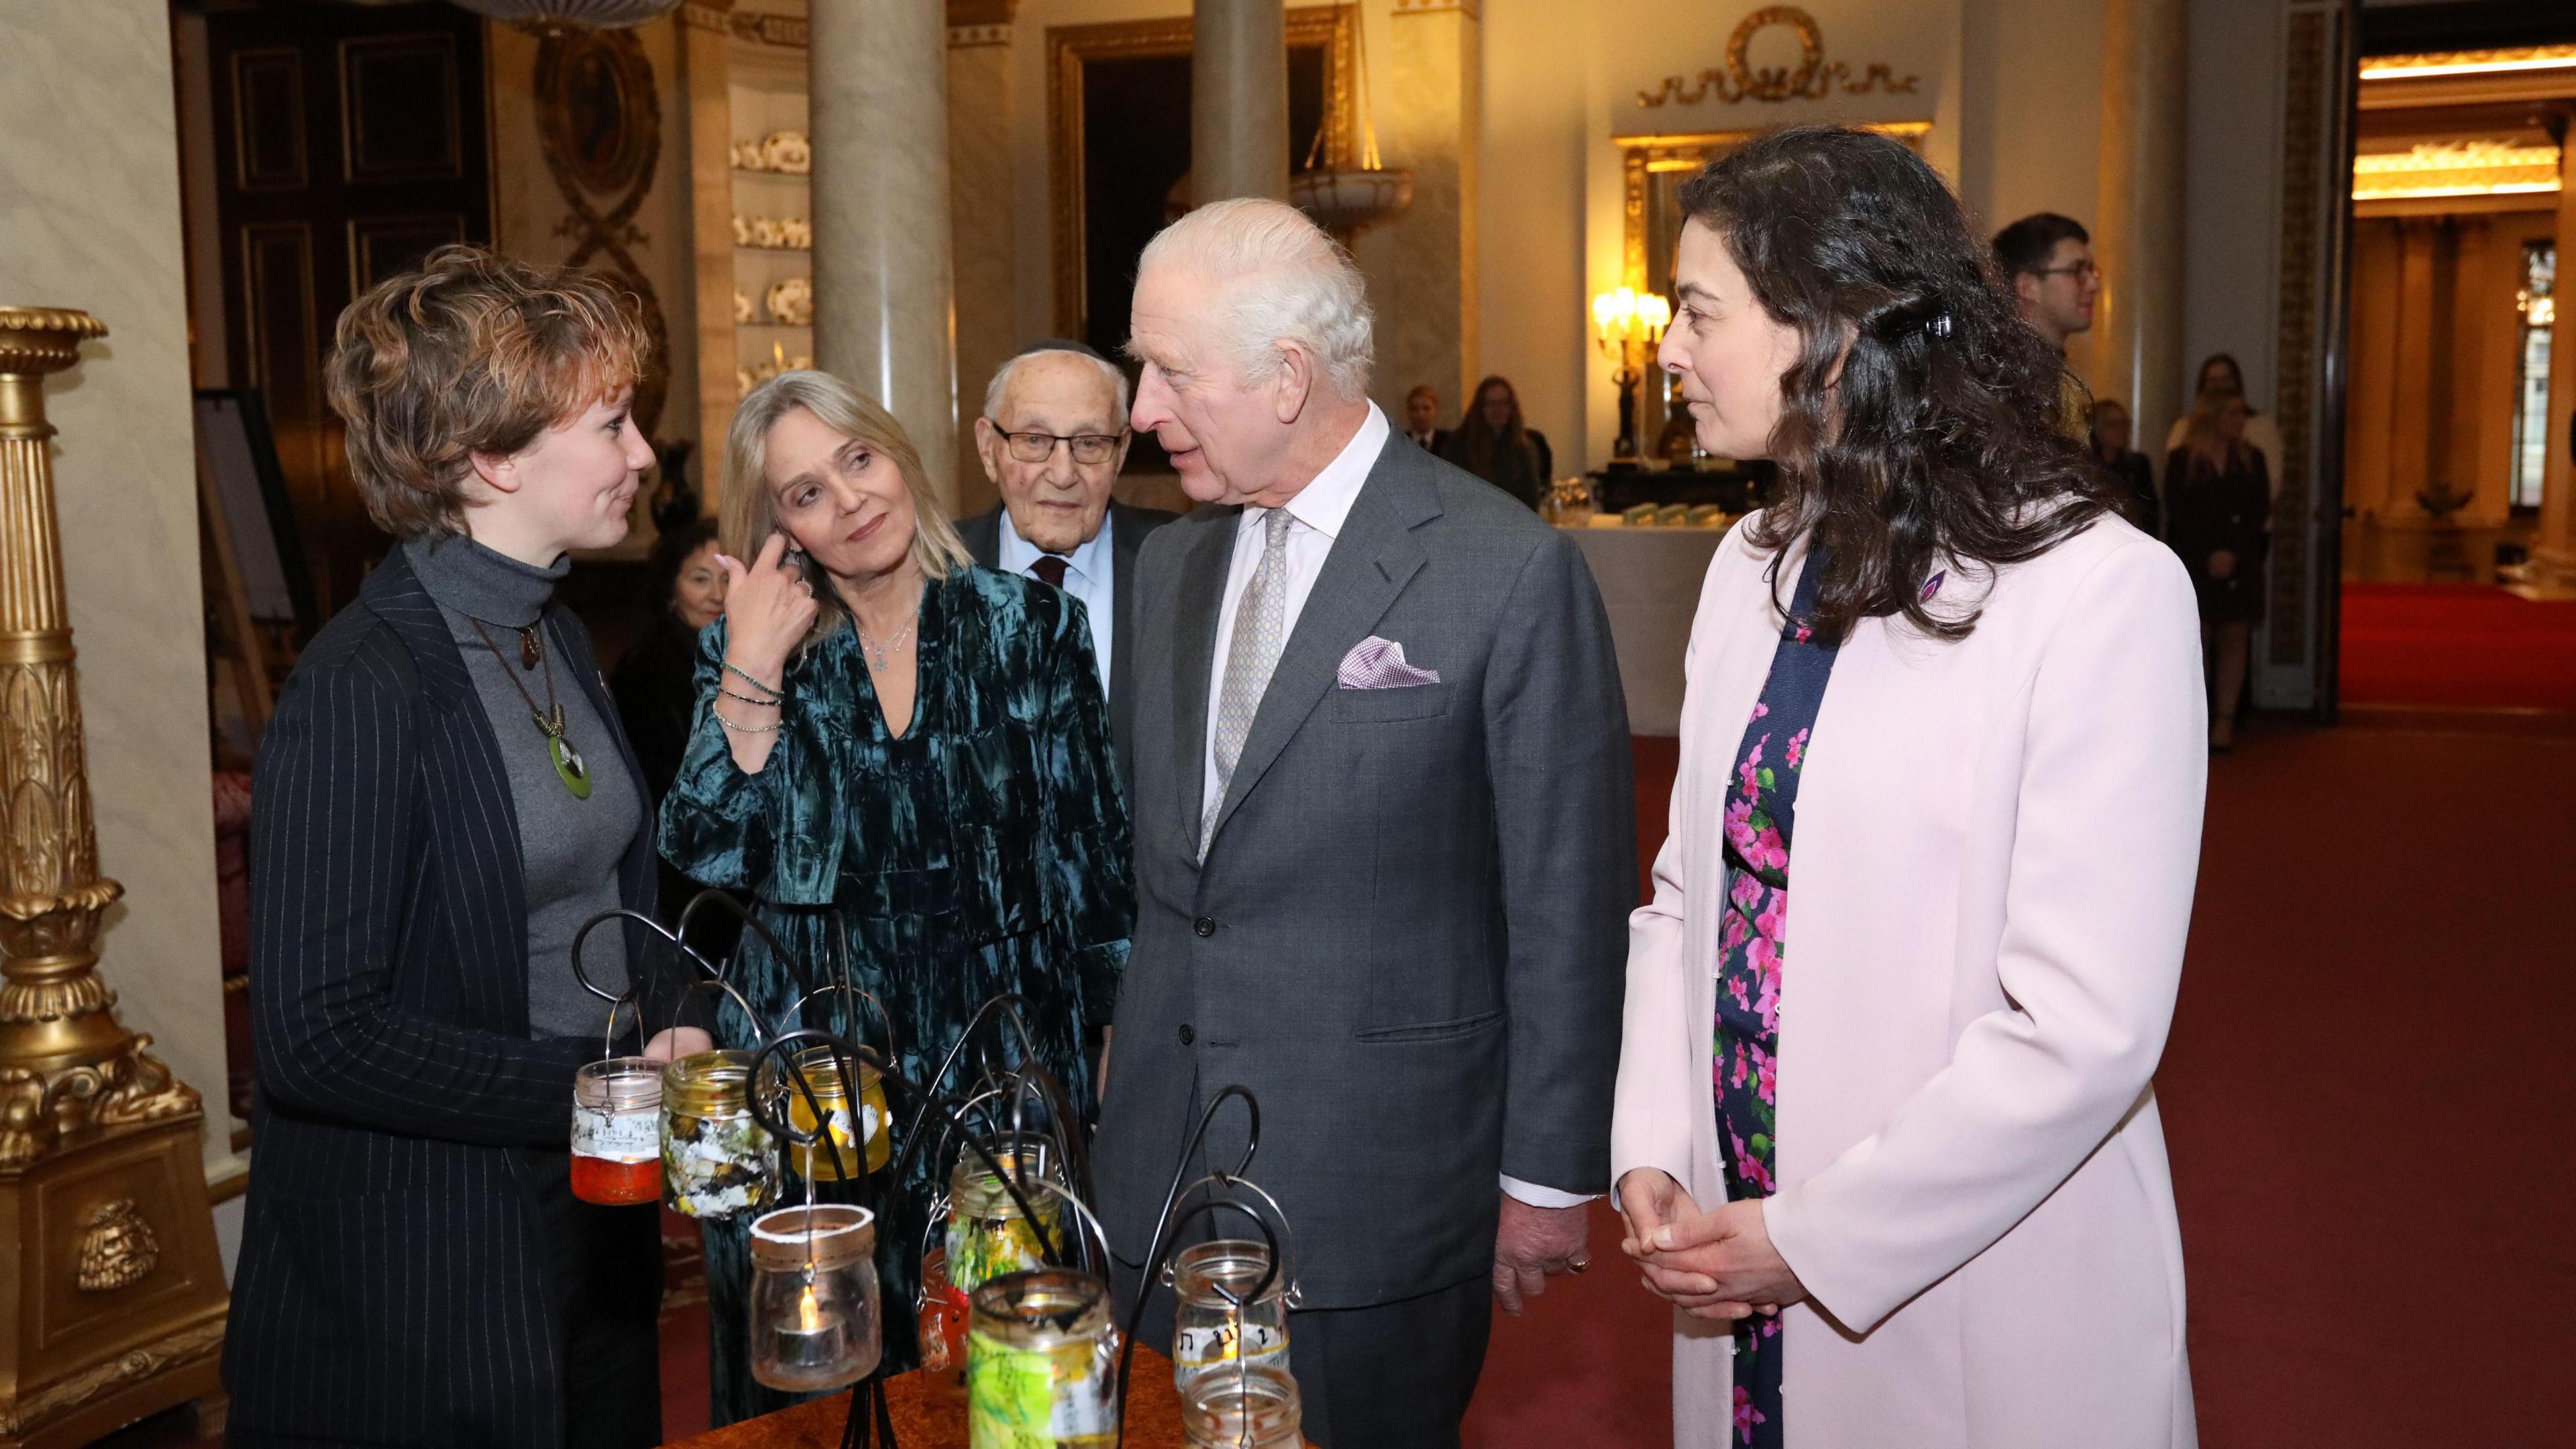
[[961, 338, 1177, 784], [1993, 211, 2102, 356]]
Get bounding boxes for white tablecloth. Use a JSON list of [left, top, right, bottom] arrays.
[[1563, 525, 1728, 737]]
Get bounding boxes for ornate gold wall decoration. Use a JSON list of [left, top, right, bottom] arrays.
[[2352, 140, 2561, 203], [76, 1198, 162, 1292], [534, 25, 673, 435], [0, 304, 230, 1448], [1635, 7, 1919, 109]]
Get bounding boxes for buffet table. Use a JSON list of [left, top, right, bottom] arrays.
[[663, 1346, 1311, 1448], [1563, 523, 1730, 737]]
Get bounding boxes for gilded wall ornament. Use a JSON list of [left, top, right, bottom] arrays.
[[534, 26, 672, 435], [76, 1198, 161, 1292], [1635, 6, 1920, 109]]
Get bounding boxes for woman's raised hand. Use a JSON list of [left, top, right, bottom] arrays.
[[716, 532, 818, 688]]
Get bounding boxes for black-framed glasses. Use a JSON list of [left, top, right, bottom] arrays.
[[1000, 429, 1127, 465], [2037, 260, 2100, 282]]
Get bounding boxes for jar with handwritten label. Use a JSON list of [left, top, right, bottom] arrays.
[[570, 1057, 664, 1205], [1168, 1239, 1291, 1393]]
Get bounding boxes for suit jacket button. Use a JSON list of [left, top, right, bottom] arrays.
[[1178, 1024, 1196, 1045], [1193, 916, 1217, 938]]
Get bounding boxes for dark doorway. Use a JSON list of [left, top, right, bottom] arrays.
[[202, 0, 492, 619]]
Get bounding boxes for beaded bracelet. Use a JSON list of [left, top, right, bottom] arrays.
[[722, 659, 784, 702], [712, 708, 782, 735], [716, 683, 782, 708]]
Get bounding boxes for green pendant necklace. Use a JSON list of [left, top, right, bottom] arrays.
[[469, 618, 592, 799]]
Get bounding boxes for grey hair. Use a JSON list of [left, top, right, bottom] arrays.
[[1136, 197, 1374, 399], [981, 346, 1132, 423]]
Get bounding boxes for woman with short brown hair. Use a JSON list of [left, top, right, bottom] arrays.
[[228, 246, 704, 1449]]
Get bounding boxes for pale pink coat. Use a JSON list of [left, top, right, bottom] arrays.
[[1612, 513, 2205, 1448]]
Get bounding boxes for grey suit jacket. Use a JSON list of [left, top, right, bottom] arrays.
[[959, 498, 1175, 787], [1093, 434, 1636, 1311]]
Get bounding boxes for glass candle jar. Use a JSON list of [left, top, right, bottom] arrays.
[[661, 1050, 774, 1219], [917, 1246, 971, 1373], [1168, 1240, 1291, 1393], [1179, 1364, 1303, 1448], [967, 1269, 1119, 1447], [571, 1057, 664, 1205], [748, 1204, 882, 1393], [777, 1046, 892, 1183], [946, 1144, 1066, 1295]]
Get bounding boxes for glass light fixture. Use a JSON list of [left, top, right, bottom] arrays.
[[1591, 286, 1675, 461]]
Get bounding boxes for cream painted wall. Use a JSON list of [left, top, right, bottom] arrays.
[[490, 19, 705, 468], [0, 0, 237, 1180]]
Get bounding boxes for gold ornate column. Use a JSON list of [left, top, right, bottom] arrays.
[[0, 309, 228, 1448]]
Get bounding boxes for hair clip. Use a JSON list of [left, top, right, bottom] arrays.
[[1925, 312, 1954, 340]]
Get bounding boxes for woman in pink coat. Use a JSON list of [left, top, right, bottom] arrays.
[[1611, 127, 2205, 1448]]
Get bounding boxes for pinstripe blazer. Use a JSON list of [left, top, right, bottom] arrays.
[[225, 549, 682, 1447]]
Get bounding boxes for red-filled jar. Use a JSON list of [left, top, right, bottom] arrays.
[[572, 1057, 664, 1205]]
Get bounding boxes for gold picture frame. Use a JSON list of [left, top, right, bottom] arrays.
[[1046, 5, 1358, 339], [1617, 121, 1929, 449]]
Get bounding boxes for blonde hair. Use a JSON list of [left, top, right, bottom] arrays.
[[327, 245, 649, 539], [2186, 383, 2249, 463], [722, 370, 971, 649]]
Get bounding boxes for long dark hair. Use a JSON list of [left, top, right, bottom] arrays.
[[1678, 126, 2115, 643], [1453, 374, 1529, 474]]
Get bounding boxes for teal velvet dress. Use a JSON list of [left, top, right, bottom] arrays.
[[657, 566, 1133, 1426]]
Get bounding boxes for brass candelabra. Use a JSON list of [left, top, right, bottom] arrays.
[[0, 306, 229, 1447]]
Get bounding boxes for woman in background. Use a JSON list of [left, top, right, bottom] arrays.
[[1612, 127, 2204, 1449], [2089, 396, 2161, 536], [2165, 385, 2271, 752], [1440, 374, 1554, 508], [613, 517, 725, 802], [2163, 352, 2284, 498], [230, 246, 704, 1449], [658, 370, 1132, 1424]]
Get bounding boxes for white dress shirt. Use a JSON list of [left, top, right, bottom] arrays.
[[1199, 400, 1590, 1212], [998, 506, 1115, 695]]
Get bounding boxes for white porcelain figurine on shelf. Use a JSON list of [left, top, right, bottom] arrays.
[[761, 129, 811, 174]]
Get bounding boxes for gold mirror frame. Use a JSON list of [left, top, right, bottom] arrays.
[[1617, 121, 1929, 451], [1046, 5, 1358, 339]]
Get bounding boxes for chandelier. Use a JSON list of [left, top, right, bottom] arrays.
[[444, 0, 683, 27]]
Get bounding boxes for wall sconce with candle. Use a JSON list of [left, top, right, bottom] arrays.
[[1592, 286, 1672, 463]]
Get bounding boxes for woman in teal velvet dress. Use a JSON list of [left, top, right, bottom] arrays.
[[658, 371, 1132, 1424]]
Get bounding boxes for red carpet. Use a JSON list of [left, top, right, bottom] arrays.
[[2337, 582, 2576, 711]]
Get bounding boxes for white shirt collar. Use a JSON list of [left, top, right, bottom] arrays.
[[1244, 402, 1389, 541], [997, 502, 1115, 584]]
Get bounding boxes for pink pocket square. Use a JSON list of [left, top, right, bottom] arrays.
[[1338, 635, 1441, 689]]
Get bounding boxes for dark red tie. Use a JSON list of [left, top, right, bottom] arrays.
[[1030, 556, 1069, 589]]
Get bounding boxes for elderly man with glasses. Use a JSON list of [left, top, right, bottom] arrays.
[[961, 339, 1177, 782]]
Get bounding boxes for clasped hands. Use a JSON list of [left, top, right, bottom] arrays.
[[1616, 1168, 1807, 1322]]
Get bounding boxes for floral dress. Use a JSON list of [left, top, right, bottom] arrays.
[[1714, 548, 1841, 1448]]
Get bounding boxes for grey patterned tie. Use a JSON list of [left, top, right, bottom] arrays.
[[1204, 506, 1295, 856]]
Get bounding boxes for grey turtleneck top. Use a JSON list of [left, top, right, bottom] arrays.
[[405, 535, 641, 1038]]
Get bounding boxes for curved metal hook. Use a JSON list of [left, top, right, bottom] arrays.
[[675, 887, 817, 998], [569, 906, 729, 1007]]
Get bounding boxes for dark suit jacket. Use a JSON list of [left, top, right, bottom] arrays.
[[957, 498, 1176, 785], [1093, 434, 1637, 1311], [227, 549, 688, 1447]]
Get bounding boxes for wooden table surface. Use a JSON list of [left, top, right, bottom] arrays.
[[664, 1346, 1237, 1448]]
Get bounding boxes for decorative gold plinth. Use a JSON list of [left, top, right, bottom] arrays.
[[0, 307, 229, 1446]]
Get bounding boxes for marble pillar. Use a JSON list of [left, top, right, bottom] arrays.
[[2390, 218, 2439, 508], [812, 0, 961, 508], [1359, 0, 1479, 421], [2093, 0, 2188, 438], [1192, 0, 1289, 205], [2532, 134, 2576, 584], [949, 12, 1017, 519]]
